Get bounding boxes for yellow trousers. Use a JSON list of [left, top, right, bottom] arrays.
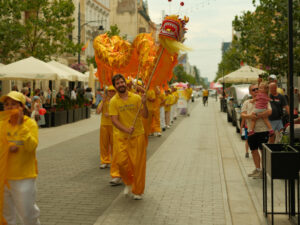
[[111, 132, 121, 178], [115, 135, 146, 195], [142, 110, 153, 147], [100, 125, 113, 164], [151, 108, 161, 133]]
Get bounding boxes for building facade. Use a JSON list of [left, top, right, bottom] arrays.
[[109, 0, 156, 42]]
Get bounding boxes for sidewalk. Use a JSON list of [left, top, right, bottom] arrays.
[[94, 99, 230, 225], [38, 111, 100, 151]]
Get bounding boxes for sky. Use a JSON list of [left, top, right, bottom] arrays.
[[148, 0, 255, 82]]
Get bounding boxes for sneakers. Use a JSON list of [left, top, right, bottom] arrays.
[[162, 127, 166, 132], [123, 185, 132, 197], [252, 171, 263, 179], [99, 164, 109, 169], [156, 132, 162, 137], [110, 177, 122, 186], [245, 152, 249, 158], [166, 125, 170, 129], [133, 194, 142, 200], [248, 169, 259, 177]]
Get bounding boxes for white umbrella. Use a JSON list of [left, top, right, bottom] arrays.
[[219, 65, 266, 84], [48, 60, 87, 82], [0, 57, 70, 80]]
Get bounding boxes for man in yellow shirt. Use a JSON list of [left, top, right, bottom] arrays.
[[171, 87, 179, 121], [109, 74, 148, 200], [184, 84, 193, 116], [0, 91, 40, 225], [202, 88, 209, 106]]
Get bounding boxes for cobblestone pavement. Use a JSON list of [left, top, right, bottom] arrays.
[[94, 100, 229, 225]]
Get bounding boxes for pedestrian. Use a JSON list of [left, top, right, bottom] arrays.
[[240, 117, 249, 158], [293, 88, 300, 118], [109, 74, 148, 200], [71, 87, 77, 100], [159, 88, 166, 131], [268, 82, 289, 144], [241, 84, 272, 179], [202, 88, 209, 106], [0, 91, 41, 225], [31, 96, 45, 127], [95, 88, 103, 107]]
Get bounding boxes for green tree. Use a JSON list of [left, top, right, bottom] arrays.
[[0, 0, 80, 63], [232, 0, 300, 77], [173, 65, 196, 85]]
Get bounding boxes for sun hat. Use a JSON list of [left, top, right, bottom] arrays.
[[0, 91, 26, 105], [107, 85, 115, 91]]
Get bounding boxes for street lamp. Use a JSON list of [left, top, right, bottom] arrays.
[[77, 3, 106, 64]]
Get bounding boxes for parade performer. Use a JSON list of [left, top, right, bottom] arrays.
[[0, 91, 40, 225], [164, 89, 173, 128], [171, 87, 179, 121], [185, 84, 193, 115], [159, 88, 167, 131], [142, 89, 155, 146], [151, 86, 164, 136], [109, 74, 148, 200]]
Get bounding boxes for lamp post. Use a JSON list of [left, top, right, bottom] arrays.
[[77, 2, 106, 64], [288, 0, 295, 217]]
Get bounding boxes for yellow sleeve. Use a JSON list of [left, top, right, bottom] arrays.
[[18, 118, 38, 153], [109, 98, 118, 116]]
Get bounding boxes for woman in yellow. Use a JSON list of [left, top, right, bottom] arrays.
[[142, 89, 155, 146], [96, 86, 121, 185], [151, 86, 163, 136], [0, 91, 40, 225], [164, 89, 173, 128]]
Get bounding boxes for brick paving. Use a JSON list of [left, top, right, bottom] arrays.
[[94, 101, 228, 225]]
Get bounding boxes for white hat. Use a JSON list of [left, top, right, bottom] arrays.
[[269, 74, 277, 80]]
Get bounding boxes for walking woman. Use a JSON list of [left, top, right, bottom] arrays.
[[0, 91, 40, 225]]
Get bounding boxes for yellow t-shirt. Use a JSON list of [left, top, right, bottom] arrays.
[[109, 91, 144, 138], [172, 91, 179, 104], [1, 116, 39, 180], [100, 100, 112, 126], [202, 89, 209, 97], [164, 94, 173, 112], [146, 89, 156, 111]]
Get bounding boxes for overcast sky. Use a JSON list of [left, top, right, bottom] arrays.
[[148, 0, 255, 82]]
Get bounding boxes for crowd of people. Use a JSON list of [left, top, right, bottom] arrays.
[[0, 74, 193, 224]]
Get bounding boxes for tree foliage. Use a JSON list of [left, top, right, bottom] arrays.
[[173, 65, 196, 84], [215, 0, 300, 81], [0, 0, 80, 64]]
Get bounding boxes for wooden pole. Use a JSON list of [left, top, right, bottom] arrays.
[[130, 47, 165, 130]]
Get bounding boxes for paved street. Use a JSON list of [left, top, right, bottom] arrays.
[[33, 98, 295, 225]]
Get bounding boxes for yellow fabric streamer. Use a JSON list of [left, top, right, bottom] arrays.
[[0, 109, 19, 225]]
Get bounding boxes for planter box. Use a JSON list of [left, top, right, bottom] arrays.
[[60, 110, 67, 125], [51, 111, 61, 127], [67, 109, 74, 123], [41, 112, 52, 128], [86, 106, 91, 118], [73, 108, 81, 122], [263, 144, 299, 179], [82, 107, 87, 119]]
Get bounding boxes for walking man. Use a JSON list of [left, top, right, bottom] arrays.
[[109, 74, 148, 200]]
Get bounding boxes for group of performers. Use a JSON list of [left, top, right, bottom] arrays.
[[96, 74, 193, 200]]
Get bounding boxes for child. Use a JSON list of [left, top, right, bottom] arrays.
[[31, 96, 45, 126], [248, 82, 274, 136]]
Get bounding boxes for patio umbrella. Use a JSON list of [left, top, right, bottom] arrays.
[[220, 65, 266, 84], [48, 60, 87, 82], [0, 57, 70, 81]]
